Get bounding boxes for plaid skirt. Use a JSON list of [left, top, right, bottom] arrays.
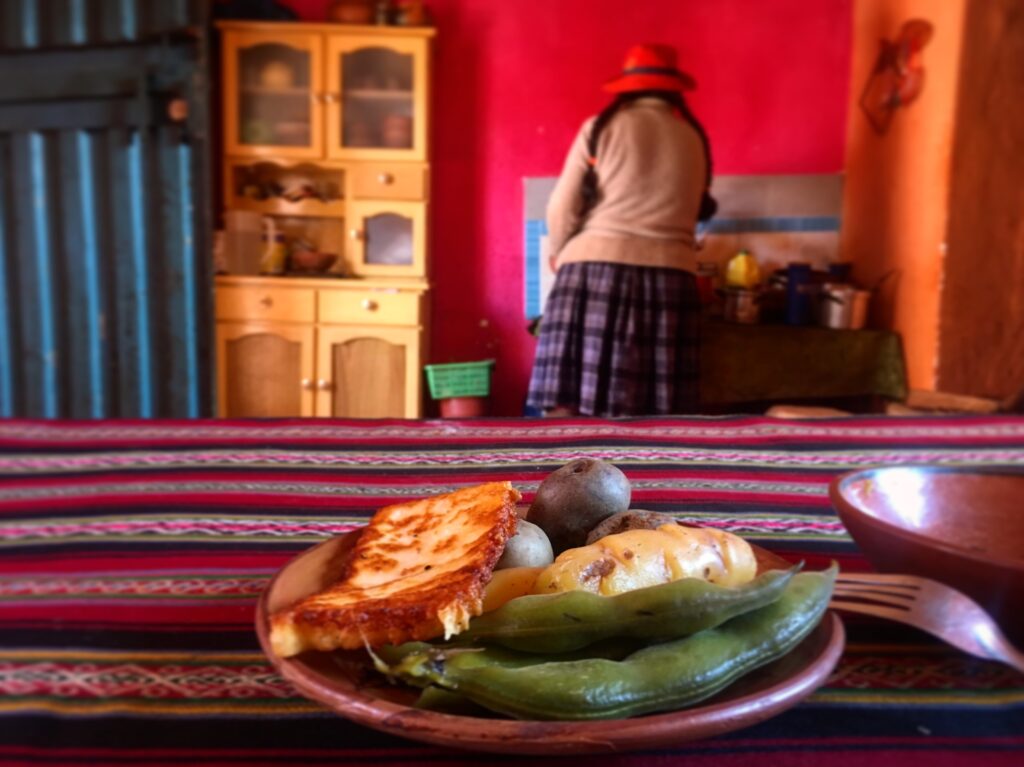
[[527, 262, 701, 416]]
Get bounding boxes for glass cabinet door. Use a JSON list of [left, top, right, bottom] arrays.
[[326, 36, 428, 160], [346, 201, 426, 276], [223, 31, 324, 158]]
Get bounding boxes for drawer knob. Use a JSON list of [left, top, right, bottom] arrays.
[[324, 92, 339, 104], [316, 379, 332, 391], [259, 296, 273, 308], [167, 98, 189, 122], [377, 172, 394, 185], [301, 378, 313, 390], [349, 229, 363, 241], [361, 299, 378, 311]]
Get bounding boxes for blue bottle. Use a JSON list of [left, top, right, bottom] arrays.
[[786, 262, 812, 325]]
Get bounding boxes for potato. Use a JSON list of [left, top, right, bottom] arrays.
[[528, 458, 631, 553], [533, 524, 757, 596], [586, 509, 678, 545], [481, 566, 544, 612], [495, 520, 554, 570]]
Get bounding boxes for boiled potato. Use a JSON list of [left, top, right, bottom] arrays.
[[481, 566, 544, 612], [586, 509, 678, 544], [528, 458, 631, 553], [495, 520, 554, 570], [533, 524, 757, 596]]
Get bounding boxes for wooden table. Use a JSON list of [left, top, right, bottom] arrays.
[[701, 320, 907, 410], [0, 416, 1021, 765]]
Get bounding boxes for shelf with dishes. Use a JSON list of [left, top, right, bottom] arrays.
[[239, 120, 311, 147], [219, 210, 348, 278], [227, 159, 345, 218], [345, 89, 414, 101], [241, 87, 413, 102], [241, 85, 311, 97], [230, 196, 346, 218]]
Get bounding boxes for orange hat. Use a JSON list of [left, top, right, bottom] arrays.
[[603, 43, 696, 93]]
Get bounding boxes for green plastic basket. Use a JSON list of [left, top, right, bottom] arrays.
[[424, 359, 495, 400]]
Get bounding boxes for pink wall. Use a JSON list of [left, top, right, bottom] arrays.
[[281, 0, 853, 415]]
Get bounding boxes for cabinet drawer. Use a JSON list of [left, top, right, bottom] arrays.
[[215, 286, 316, 323], [351, 164, 428, 201], [318, 289, 419, 326]]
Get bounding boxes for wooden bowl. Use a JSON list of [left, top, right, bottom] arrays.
[[830, 466, 1024, 644], [256, 531, 844, 754], [289, 250, 338, 274]]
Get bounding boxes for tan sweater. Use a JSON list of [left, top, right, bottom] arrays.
[[547, 98, 707, 273]]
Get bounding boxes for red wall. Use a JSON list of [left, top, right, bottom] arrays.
[[280, 0, 853, 415]]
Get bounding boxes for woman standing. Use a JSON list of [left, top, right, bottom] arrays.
[[527, 43, 717, 417]]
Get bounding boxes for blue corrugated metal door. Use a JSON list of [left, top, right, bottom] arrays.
[[0, 0, 213, 418]]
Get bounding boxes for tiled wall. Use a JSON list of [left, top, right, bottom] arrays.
[[524, 174, 843, 318], [697, 174, 843, 277], [523, 177, 555, 319]]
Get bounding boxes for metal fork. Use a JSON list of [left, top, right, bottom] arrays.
[[830, 572, 1024, 673]]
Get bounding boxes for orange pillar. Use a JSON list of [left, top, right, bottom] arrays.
[[840, 0, 967, 391]]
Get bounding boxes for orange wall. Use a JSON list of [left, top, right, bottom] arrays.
[[840, 0, 967, 391]]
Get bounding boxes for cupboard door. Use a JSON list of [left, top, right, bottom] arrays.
[[316, 326, 422, 418], [345, 200, 426, 277], [223, 30, 324, 158], [216, 322, 315, 417], [326, 35, 429, 161]]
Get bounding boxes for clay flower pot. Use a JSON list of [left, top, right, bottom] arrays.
[[439, 396, 487, 418]]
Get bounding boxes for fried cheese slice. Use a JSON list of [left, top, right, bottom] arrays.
[[270, 481, 521, 657]]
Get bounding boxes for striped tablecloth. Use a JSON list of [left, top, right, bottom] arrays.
[[1, 416, 1022, 766]]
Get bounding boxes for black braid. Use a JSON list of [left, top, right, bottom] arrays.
[[578, 96, 630, 222], [577, 90, 718, 224], [670, 92, 719, 222]]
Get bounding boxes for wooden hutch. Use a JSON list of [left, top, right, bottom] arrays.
[[213, 21, 433, 418]]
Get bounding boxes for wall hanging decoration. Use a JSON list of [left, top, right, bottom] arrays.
[[859, 19, 933, 135]]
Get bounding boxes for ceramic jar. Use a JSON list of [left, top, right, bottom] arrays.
[[329, 0, 374, 24]]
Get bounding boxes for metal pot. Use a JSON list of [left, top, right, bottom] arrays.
[[722, 288, 761, 324], [818, 284, 872, 329], [849, 289, 871, 329]]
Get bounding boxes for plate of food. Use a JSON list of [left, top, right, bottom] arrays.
[[256, 460, 844, 754]]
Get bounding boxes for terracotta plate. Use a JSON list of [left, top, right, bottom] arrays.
[[256, 531, 844, 755]]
